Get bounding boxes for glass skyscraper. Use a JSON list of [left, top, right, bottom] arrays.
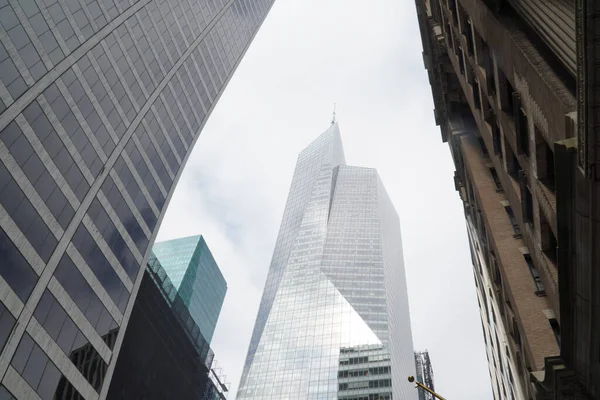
[[152, 234, 226, 343], [0, 0, 274, 398], [237, 123, 417, 400], [414, 351, 435, 400]]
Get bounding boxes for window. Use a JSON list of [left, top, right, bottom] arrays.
[[478, 137, 489, 156], [540, 209, 557, 265], [515, 107, 529, 156], [473, 78, 481, 110], [53, 254, 119, 348], [535, 127, 555, 191], [524, 254, 545, 295], [465, 19, 474, 56], [492, 120, 502, 158], [466, 66, 475, 87], [449, 0, 458, 26], [512, 318, 521, 349], [516, 350, 523, 375], [501, 73, 515, 116], [0, 304, 15, 355], [0, 385, 16, 400], [34, 290, 108, 391], [495, 331, 503, 368], [489, 168, 502, 192], [71, 224, 130, 312], [504, 206, 522, 238], [445, 21, 453, 48], [0, 225, 39, 302], [504, 140, 521, 182], [11, 333, 84, 400], [100, 175, 149, 254], [522, 182, 533, 224], [483, 95, 494, 123], [549, 318, 561, 346], [474, 28, 485, 66], [0, 160, 57, 263], [86, 198, 139, 279], [485, 45, 496, 95], [493, 262, 502, 288], [458, 46, 465, 75]]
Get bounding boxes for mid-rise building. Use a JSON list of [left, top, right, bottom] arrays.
[[0, 0, 275, 398], [152, 234, 226, 343], [107, 251, 224, 399], [237, 123, 417, 399], [414, 0, 599, 398], [414, 351, 435, 400], [337, 345, 393, 400]]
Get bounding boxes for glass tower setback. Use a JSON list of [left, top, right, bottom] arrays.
[[237, 124, 417, 400], [152, 235, 227, 343], [0, 0, 274, 398]]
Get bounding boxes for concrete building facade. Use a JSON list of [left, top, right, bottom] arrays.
[[414, 0, 599, 399]]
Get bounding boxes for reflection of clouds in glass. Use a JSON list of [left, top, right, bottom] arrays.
[[152, 235, 226, 343], [238, 125, 415, 399]]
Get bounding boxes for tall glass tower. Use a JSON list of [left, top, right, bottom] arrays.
[[152, 235, 227, 343], [237, 123, 417, 400], [0, 0, 274, 399]]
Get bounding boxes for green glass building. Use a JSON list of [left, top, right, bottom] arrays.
[[152, 235, 227, 344]]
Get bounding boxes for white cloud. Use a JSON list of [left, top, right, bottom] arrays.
[[158, 0, 493, 398]]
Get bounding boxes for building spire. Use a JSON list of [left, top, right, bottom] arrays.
[[331, 103, 336, 125]]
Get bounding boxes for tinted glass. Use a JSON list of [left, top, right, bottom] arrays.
[[11, 333, 84, 400], [0, 226, 38, 302], [238, 125, 416, 399], [34, 290, 108, 391], [53, 254, 119, 348], [0, 304, 15, 354]]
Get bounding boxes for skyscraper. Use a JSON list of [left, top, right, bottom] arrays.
[[414, 0, 598, 398], [152, 235, 227, 343], [0, 0, 274, 398], [414, 351, 435, 400], [237, 123, 417, 400]]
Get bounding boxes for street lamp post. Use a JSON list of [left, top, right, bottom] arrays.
[[407, 376, 447, 400]]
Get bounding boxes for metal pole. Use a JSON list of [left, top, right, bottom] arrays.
[[407, 376, 447, 400]]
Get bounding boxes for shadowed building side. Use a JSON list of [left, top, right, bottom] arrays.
[[107, 254, 216, 399], [414, 0, 598, 398]]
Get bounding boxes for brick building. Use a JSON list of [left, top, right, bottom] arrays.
[[414, 0, 599, 399]]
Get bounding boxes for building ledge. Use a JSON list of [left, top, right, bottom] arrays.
[[531, 356, 594, 400]]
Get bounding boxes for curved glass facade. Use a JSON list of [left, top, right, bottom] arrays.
[[238, 124, 417, 400], [0, 0, 274, 398]]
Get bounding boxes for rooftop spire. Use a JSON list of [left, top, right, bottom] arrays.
[[331, 103, 336, 125]]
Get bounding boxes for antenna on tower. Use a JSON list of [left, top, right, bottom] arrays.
[[331, 103, 337, 125]]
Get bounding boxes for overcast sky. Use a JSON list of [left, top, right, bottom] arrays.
[[156, 0, 493, 398]]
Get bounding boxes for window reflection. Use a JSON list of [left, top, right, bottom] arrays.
[[10, 333, 84, 400], [34, 290, 109, 391]]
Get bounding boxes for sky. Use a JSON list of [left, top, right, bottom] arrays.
[[156, 0, 493, 398]]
